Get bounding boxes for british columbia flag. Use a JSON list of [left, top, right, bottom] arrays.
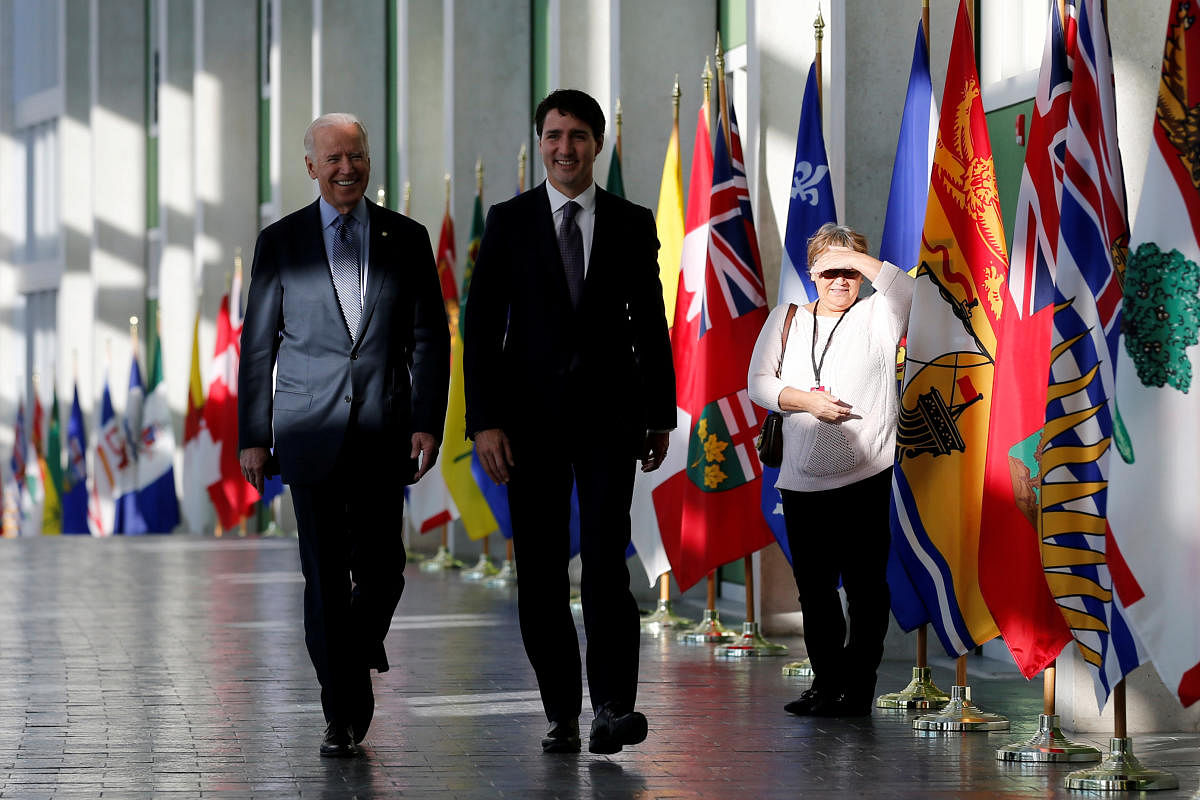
[[1040, 0, 1144, 708]]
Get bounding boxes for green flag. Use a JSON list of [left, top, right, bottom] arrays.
[[606, 149, 625, 198], [42, 389, 63, 534]]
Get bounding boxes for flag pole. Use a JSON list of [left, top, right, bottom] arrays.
[[402, 180, 412, 216], [997, 659, 1101, 761], [518, 143, 528, 194], [614, 97, 623, 159], [640, 75, 693, 635], [922, 0, 930, 49], [911, 653, 1009, 731], [876, 622, 951, 708]]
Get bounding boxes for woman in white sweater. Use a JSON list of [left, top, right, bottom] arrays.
[[748, 223, 914, 717]]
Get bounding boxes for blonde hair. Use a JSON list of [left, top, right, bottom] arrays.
[[806, 223, 869, 267]]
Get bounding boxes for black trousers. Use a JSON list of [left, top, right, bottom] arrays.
[[505, 436, 640, 724], [781, 467, 892, 703], [288, 421, 407, 731]]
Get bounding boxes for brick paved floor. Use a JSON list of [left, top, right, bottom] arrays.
[[0, 536, 1196, 798]]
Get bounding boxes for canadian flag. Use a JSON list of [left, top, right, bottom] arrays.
[[205, 266, 259, 530]]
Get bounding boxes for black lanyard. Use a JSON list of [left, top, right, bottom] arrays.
[[810, 299, 859, 388]]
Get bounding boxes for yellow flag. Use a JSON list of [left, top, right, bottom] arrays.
[[655, 122, 684, 328]]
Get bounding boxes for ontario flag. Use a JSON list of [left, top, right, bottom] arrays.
[[206, 268, 260, 530], [889, 0, 1003, 659], [1109, 0, 1200, 709], [653, 105, 774, 593], [977, 0, 1076, 678]]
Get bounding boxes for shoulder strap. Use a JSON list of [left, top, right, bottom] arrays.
[[776, 303, 799, 379]]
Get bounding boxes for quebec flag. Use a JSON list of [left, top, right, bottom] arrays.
[[763, 59, 838, 562]]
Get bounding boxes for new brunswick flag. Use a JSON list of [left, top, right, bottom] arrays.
[[889, 0, 1002, 658]]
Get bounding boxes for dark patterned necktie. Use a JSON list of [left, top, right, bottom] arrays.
[[558, 200, 584, 309], [330, 214, 362, 340]]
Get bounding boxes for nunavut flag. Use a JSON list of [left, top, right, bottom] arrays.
[[1109, 0, 1200, 708], [654, 105, 774, 593], [889, 0, 1002, 658]]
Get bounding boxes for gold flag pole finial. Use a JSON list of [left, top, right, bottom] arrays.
[[714, 33, 731, 153], [129, 316, 140, 356], [402, 181, 412, 216], [376, 185, 386, 208], [815, 2, 826, 106], [443, 174, 451, 215], [672, 74, 681, 124], [518, 143, 528, 194], [475, 158, 484, 198], [701, 56, 713, 110]]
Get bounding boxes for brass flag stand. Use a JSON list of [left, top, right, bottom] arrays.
[[486, 539, 517, 587], [679, 572, 737, 644], [1063, 681, 1178, 791], [877, 625, 949, 709], [716, 556, 787, 658], [912, 656, 1008, 731], [420, 524, 465, 572], [642, 573, 693, 634], [996, 661, 1100, 762], [461, 533, 500, 580]]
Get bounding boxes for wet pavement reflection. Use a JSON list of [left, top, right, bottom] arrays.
[[0, 536, 1196, 798]]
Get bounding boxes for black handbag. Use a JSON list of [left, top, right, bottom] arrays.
[[756, 303, 798, 469]]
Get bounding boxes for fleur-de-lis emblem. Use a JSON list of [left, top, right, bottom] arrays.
[[791, 161, 828, 206]]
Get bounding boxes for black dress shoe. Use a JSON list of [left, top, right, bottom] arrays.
[[588, 704, 648, 754], [320, 723, 359, 758], [541, 719, 581, 754], [784, 687, 829, 716]]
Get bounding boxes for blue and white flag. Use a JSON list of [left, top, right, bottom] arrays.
[[764, 60, 838, 562], [136, 338, 180, 533], [89, 375, 132, 537], [778, 61, 836, 308], [61, 384, 90, 534], [880, 19, 938, 631], [114, 355, 147, 534]]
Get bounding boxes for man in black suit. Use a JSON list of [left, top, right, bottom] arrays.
[[464, 89, 676, 755], [238, 113, 449, 758]]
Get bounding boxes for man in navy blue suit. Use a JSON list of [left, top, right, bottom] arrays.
[[239, 113, 449, 758]]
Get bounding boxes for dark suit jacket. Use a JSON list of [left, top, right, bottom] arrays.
[[463, 183, 675, 455], [238, 198, 450, 485]]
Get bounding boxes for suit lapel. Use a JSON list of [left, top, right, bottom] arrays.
[[586, 188, 610, 296], [357, 199, 390, 346]]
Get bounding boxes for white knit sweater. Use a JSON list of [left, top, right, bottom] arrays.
[[748, 261, 914, 492]]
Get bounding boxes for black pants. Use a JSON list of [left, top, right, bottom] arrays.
[[289, 424, 407, 731], [781, 467, 892, 703], [505, 436, 640, 724]]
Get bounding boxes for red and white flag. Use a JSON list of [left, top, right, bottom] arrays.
[[205, 266, 259, 530]]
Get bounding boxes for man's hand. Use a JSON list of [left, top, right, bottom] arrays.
[[240, 447, 270, 494], [411, 432, 439, 482], [641, 432, 670, 473], [474, 428, 514, 485]]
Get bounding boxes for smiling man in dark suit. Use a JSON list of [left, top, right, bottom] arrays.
[[238, 113, 449, 758], [463, 89, 675, 755]]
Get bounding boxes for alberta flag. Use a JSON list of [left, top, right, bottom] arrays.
[[136, 328, 180, 533], [61, 384, 90, 534], [764, 59, 839, 564], [114, 355, 147, 534]]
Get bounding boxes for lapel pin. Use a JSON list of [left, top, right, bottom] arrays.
[[382, 230, 389, 237]]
